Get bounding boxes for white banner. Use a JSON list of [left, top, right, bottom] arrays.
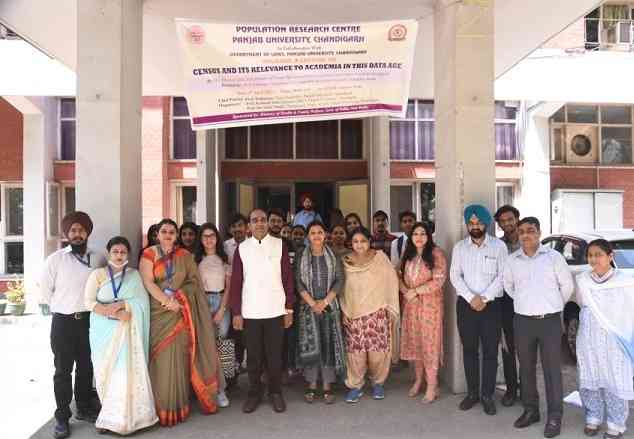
[[175, 20, 418, 129]]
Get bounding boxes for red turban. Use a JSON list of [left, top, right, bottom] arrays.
[[61, 211, 93, 236]]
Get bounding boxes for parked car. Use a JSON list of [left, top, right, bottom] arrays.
[[541, 230, 634, 360]]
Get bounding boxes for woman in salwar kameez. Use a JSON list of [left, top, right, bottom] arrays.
[[399, 222, 447, 403], [85, 236, 158, 435], [295, 221, 346, 404], [139, 218, 221, 427], [576, 239, 634, 439], [340, 227, 400, 403]]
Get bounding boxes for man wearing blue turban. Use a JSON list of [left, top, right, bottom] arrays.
[[450, 204, 508, 416]]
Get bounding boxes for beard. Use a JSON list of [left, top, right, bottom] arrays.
[[468, 229, 485, 240], [70, 239, 87, 254]]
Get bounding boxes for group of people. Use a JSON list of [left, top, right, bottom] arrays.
[[39, 192, 634, 439]]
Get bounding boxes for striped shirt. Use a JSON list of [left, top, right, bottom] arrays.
[[449, 234, 508, 303]]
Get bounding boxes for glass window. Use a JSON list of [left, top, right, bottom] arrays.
[[296, 120, 338, 159], [405, 100, 415, 118], [390, 185, 413, 233], [602, 5, 630, 44], [341, 119, 363, 159], [417, 100, 434, 119], [567, 105, 598, 124], [251, 124, 293, 159], [5, 242, 23, 274], [420, 182, 436, 225], [612, 240, 634, 269], [417, 122, 435, 160], [60, 121, 76, 160], [601, 127, 632, 164], [585, 8, 600, 49], [390, 121, 416, 159], [5, 187, 23, 236], [225, 127, 248, 159], [495, 102, 517, 120], [601, 106, 631, 124], [496, 185, 514, 209], [48, 185, 59, 237], [173, 119, 196, 159], [64, 187, 75, 215], [551, 107, 565, 123], [60, 98, 76, 118], [495, 123, 518, 160], [173, 97, 190, 117], [181, 186, 197, 224]]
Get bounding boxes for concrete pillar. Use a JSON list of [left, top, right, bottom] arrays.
[[76, 0, 143, 263], [196, 130, 219, 226], [434, 0, 495, 393], [519, 102, 562, 234], [4, 96, 58, 305], [370, 116, 391, 222]]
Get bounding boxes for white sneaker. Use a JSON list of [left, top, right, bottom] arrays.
[[216, 391, 230, 408]]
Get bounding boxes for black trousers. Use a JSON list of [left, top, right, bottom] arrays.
[[456, 297, 501, 398], [50, 313, 94, 422], [500, 292, 519, 392], [244, 316, 284, 397], [514, 313, 564, 419]]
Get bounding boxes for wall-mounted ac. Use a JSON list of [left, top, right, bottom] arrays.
[[565, 125, 598, 164]]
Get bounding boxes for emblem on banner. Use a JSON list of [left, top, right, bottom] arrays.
[[388, 24, 407, 41], [187, 25, 206, 45]]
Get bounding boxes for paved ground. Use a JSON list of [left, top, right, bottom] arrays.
[[1, 311, 625, 439]]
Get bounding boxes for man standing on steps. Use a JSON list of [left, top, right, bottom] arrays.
[[230, 208, 295, 414], [41, 211, 106, 439], [494, 205, 521, 407]]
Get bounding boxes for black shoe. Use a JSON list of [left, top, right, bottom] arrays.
[[501, 388, 518, 407], [514, 409, 540, 428], [53, 420, 70, 439], [481, 396, 497, 415], [544, 418, 562, 438], [603, 432, 623, 439], [242, 395, 262, 413], [75, 409, 99, 423], [269, 393, 287, 413], [459, 394, 479, 411]]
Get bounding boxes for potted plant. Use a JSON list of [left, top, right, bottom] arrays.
[[5, 278, 26, 316]]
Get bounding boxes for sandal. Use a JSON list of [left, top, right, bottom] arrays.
[[323, 390, 336, 404], [304, 388, 318, 403], [584, 425, 599, 437], [421, 387, 440, 404]]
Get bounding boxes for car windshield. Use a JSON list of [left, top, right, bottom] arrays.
[[612, 240, 634, 269]]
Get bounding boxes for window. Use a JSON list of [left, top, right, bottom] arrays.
[[390, 185, 413, 232], [223, 119, 363, 160], [63, 186, 75, 216], [495, 101, 520, 160], [59, 98, 76, 160], [496, 184, 515, 209], [585, 5, 633, 49], [388, 182, 435, 231], [550, 104, 634, 165], [0, 184, 24, 274], [173, 185, 197, 225], [172, 97, 197, 159], [47, 182, 60, 238], [390, 99, 434, 160]]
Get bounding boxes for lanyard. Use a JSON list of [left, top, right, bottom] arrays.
[[72, 252, 91, 267], [107, 265, 126, 300], [158, 247, 175, 287]]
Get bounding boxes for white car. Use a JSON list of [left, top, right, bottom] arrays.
[[541, 230, 634, 360]]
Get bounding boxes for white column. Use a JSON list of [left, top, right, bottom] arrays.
[[4, 96, 58, 305], [519, 102, 562, 234], [434, 0, 495, 393], [370, 116, 391, 220], [76, 0, 143, 263], [196, 130, 219, 226]]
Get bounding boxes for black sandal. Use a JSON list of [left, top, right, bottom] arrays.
[[304, 388, 318, 403], [323, 390, 336, 404]]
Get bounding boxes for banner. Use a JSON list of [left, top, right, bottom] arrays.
[[175, 20, 418, 129]]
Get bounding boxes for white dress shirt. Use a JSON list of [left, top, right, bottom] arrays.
[[223, 238, 239, 267], [450, 234, 508, 303], [503, 245, 574, 316], [390, 235, 408, 268], [40, 246, 106, 314]]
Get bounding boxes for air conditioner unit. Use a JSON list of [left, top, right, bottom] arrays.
[[565, 125, 598, 164]]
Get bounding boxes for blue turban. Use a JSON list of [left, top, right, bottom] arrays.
[[463, 204, 492, 226]]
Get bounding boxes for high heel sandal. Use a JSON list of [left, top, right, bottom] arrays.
[[421, 388, 439, 404], [408, 382, 423, 398]]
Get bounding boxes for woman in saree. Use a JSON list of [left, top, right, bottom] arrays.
[[340, 227, 400, 403], [139, 218, 220, 426], [85, 236, 158, 435], [399, 221, 447, 403], [576, 239, 634, 439], [295, 221, 346, 404]]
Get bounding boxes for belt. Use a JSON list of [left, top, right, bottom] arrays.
[[206, 290, 224, 295], [53, 311, 91, 320], [518, 312, 560, 320]]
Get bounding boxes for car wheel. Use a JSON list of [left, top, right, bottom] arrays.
[[564, 312, 580, 361]]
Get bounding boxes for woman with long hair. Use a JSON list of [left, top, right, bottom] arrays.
[[139, 218, 220, 426], [194, 222, 233, 408], [330, 224, 350, 257], [399, 222, 447, 403], [340, 227, 399, 403]]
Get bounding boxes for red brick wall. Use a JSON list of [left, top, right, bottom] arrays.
[[0, 98, 23, 181], [551, 166, 634, 227]]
